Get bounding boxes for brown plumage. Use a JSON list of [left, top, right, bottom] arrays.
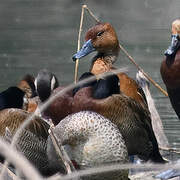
[[161, 19, 180, 119], [17, 74, 36, 99], [34, 68, 164, 163], [0, 108, 53, 176], [72, 86, 164, 163]]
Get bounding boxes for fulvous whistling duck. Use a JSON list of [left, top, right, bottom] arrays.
[[161, 19, 180, 119]]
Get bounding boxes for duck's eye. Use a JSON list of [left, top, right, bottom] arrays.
[[97, 31, 104, 37]]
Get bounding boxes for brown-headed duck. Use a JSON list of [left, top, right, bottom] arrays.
[[161, 19, 180, 119], [72, 22, 147, 109]]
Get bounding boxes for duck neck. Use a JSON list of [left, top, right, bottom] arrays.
[[90, 48, 120, 74]]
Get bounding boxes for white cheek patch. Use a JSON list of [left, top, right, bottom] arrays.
[[51, 76, 56, 91], [34, 78, 37, 91]]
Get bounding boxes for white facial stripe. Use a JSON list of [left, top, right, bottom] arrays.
[[34, 78, 37, 91], [51, 76, 56, 91]]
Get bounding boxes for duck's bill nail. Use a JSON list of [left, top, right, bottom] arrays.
[[164, 34, 180, 57], [72, 39, 95, 61]]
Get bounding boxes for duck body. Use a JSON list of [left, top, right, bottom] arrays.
[[0, 87, 25, 110], [47, 111, 129, 180], [43, 86, 73, 125], [73, 86, 164, 163], [160, 19, 180, 119], [161, 51, 180, 119], [0, 108, 53, 176]]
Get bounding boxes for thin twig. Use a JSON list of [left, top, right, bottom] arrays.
[[83, 4, 168, 97], [159, 146, 180, 154], [74, 5, 86, 83], [119, 44, 168, 97], [83, 5, 100, 23], [48, 126, 76, 174]]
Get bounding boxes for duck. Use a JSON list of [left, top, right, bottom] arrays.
[[160, 18, 180, 119], [0, 108, 54, 176], [72, 72, 165, 163], [72, 22, 147, 109], [47, 110, 129, 180], [35, 69, 120, 125], [34, 69, 73, 125], [35, 68, 165, 163]]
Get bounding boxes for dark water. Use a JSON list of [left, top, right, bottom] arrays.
[[1, 0, 180, 156]]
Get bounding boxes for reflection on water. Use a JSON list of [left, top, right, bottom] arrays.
[[0, 0, 180, 158]]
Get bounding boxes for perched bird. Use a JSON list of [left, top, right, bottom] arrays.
[[47, 111, 129, 180], [0, 108, 52, 176], [72, 22, 147, 109], [160, 19, 180, 119]]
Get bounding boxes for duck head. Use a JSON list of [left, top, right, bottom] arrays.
[[34, 69, 59, 102], [72, 23, 120, 64], [164, 19, 180, 57]]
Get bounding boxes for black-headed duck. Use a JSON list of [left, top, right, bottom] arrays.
[[161, 19, 180, 119], [47, 110, 129, 180], [72, 22, 147, 109]]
